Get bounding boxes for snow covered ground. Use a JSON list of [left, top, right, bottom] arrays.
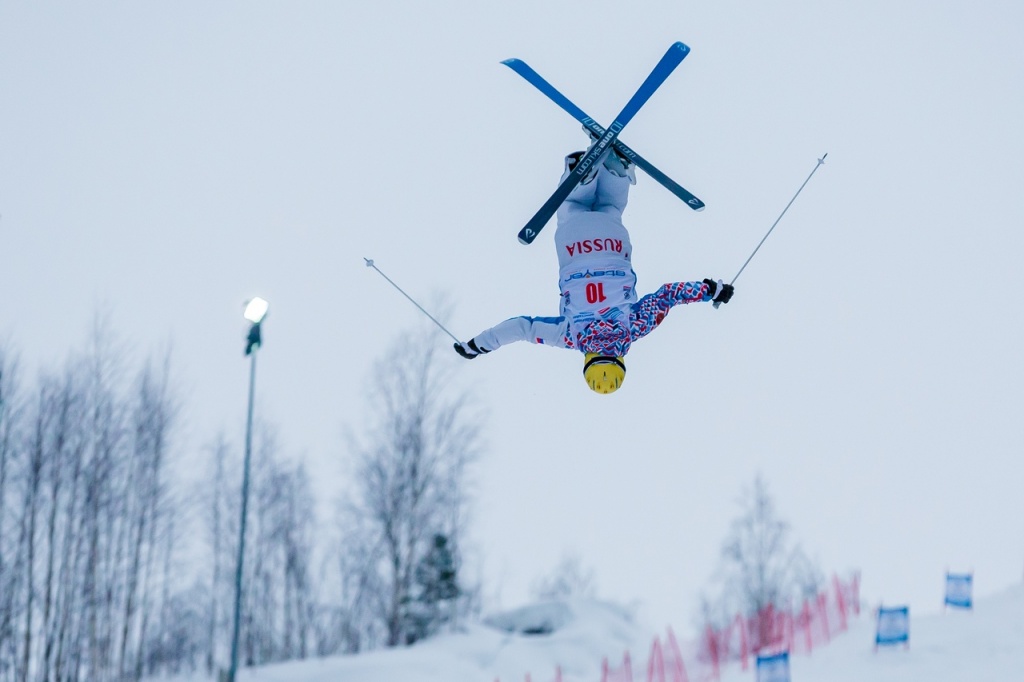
[[717, 582, 1024, 682], [169, 582, 1024, 682], [221, 600, 653, 682]]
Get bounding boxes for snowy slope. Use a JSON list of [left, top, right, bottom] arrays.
[[183, 584, 1024, 682], [720, 583, 1024, 682], [227, 600, 654, 682]]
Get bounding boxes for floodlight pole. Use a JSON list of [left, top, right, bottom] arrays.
[[228, 319, 262, 682]]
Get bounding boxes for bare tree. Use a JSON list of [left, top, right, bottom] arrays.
[[0, 321, 191, 681], [18, 379, 49, 682], [203, 434, 231, 676], [0, 312, 486, 677], [196, 421, 322, 676], [279, 462, 316, 660], [80, 318, 131, 681], [531, 553, 598, 601], [704, 474, 822, 649], [39, 366, 87, 682], [338, 325, 482, 648], [123, 353, 178, 680], [0, 353, 23, 674], [327, 515, 386, 654]]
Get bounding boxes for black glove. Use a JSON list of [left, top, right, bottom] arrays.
[[453, 338, 490, 359], [703, 278, 735, 305]]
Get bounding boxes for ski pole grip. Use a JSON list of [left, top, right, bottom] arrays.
[[713, 300, 722, 310]]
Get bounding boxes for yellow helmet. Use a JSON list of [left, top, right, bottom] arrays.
[[583, 353, 626, 394]]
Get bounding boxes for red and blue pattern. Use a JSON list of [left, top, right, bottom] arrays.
[[561, 280, 708, 356], [629, 281, 707, 340]]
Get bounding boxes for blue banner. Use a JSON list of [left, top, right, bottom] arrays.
[[944, 572, 973, 609], [756, 651, 791, 682], [876, 606, 910, 646]]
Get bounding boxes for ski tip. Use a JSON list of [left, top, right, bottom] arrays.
[[672, 41, 691, 55], [693, 205, 706, 213], [518, 225, 540, 245], [501, 58, 521, 67]]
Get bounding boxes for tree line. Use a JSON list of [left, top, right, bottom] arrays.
[[0, 316, 829, 680], [0, 322, 480, 681]]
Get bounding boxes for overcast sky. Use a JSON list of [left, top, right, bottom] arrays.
[[2, 0, 1023, 634]]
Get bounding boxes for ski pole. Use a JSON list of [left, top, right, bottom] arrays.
[[715, 153, 828, 309], [363, 258, 462, 343]]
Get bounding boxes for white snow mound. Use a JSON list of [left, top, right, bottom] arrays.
[[217, 598, 652, 682]]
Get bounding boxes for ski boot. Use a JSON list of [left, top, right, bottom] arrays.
[[584, 126, 636, 184]]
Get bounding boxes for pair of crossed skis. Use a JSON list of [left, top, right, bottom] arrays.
[[504, 41, 703, 245]]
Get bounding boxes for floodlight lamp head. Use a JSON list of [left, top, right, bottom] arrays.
[[244, 297, 269, 324]]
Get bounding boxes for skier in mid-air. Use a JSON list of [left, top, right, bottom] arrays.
[[454, 145, 734, 394]]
